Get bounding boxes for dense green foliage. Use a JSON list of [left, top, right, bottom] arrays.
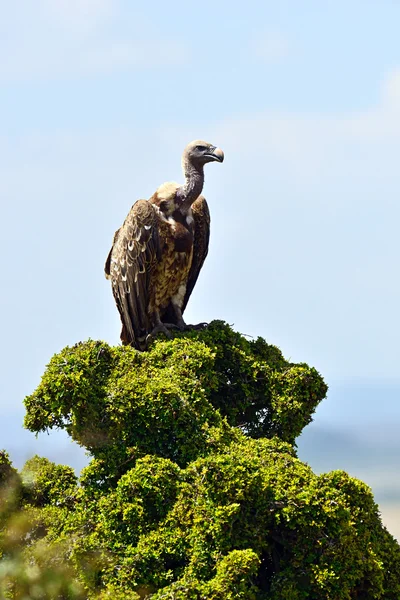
[[0, 452, 85, 599], [1, 321, 399, 598]]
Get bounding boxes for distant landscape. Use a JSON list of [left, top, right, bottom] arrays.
[[297, 380, 400, 540]]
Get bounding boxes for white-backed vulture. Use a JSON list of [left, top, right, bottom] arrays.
[[105, 140, 224, 350]]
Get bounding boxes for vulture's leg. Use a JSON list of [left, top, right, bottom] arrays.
[[146, 310, 178, 345], [171, 303, 207, 331], [170, 304, 186, 331]]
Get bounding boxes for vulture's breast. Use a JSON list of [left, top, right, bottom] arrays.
[[167, 209, 194, 253], [172, 221, 193, 253], [153, 213, 194, 311]]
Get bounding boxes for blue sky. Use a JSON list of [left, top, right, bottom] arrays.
[[1, 1, 400, 537]]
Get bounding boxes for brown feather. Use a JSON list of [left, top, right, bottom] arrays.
[[182, 195, 210, 312], [162, 195, 210, 324], [104, 228, 120, 279], [106, 200, 161, 348]]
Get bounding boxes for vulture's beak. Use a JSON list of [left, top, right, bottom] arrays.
[[207, 147, 224, 163]]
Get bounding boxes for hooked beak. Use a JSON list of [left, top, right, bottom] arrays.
[[206, 147, 224, 163]]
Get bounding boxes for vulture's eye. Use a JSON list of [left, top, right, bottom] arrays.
[[196, 145, 207, 151]]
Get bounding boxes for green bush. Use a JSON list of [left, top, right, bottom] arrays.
[[21, 455, 78, 507], [0, 454, 85, 599], [0, 321, 398, 598]]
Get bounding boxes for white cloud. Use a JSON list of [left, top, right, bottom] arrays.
[[208, 68, 400, 185], [0, 40, 187, 81], [41, 0, 115, 30], [79, 40, 188, 73], [0, 2, 187, 82], [251, 31, 290, 63], [381, 67, 400, 108]]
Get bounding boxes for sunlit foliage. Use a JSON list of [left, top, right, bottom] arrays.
[[1, 322, 398, 598]]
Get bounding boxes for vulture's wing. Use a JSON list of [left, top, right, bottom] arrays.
[[105, 199, 161, 348], [104, 228, 120, 278], [182, 195, 210, 313]]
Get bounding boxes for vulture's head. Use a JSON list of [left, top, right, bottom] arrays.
[[184, 140, 224, 167]]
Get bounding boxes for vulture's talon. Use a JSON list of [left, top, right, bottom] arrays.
[[146, 324, 172, 345], [186, 322, 208, 331], [170, 318, 208, 332], [162, 323, 180, 331]]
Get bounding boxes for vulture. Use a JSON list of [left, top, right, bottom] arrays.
[[105, 140, 224, 350]]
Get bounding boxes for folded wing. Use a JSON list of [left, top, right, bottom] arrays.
[[182, 195, 210, 313], [105, 199, 161, 349]]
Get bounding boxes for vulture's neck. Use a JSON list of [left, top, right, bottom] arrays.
[[179, 159, 204, 212]]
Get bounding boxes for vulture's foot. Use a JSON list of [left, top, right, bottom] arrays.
[[170, 305, 208, 332], [162, 323, 181, 331], [146, 323, 175, 345], [185, 322, 208, 331], [174, 321, 208, 331]]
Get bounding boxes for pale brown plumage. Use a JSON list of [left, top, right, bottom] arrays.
[[105, 140, 223, 350]]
